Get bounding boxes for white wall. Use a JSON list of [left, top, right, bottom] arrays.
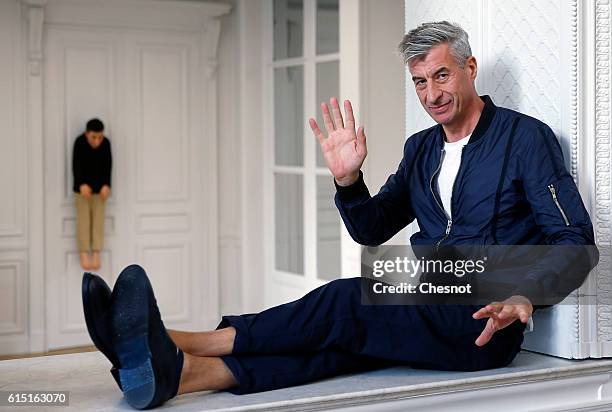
[[217, 0, 245, 315], [222, 0, 267, 314], [360, 0, 407, 245]]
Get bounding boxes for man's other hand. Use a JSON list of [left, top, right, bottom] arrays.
[[100, 185, 111, 201], [472, 295, 533, 346], [80, 184, 92, 199], [309, 97, 367, 187]]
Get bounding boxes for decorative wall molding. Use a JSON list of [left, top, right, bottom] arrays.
[[21, 0, 46, 76], [203, 18, 222, 79], [136, 213, 191, 234], [0, 249, 28, 355], [0, 256, 26, 336], [61, 216, 115, 238], [43, 0, 231, 32], [135, 44, 190, 203], [569, 0, 582, 355], [594, 0, 612, 349], [20, 0, 48, 354], [569, 0, 580, 181]]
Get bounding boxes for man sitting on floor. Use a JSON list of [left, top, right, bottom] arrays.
[[82, 21, 598, 409]]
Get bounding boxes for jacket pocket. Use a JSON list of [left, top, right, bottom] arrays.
[[547, 183, 570, 226]]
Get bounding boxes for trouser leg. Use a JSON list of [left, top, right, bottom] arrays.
[[216, 277, 525, 374], [90, 194, 105, 251], [75, 193, 91, 252], [220, 349, 394, 395]]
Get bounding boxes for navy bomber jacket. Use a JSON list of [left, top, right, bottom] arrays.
[[334, 95, 599, 309]]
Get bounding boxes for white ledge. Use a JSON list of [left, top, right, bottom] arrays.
[[1, 350, 612, 411]]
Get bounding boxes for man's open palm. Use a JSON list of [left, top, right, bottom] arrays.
[[309, 97, 367, 186]]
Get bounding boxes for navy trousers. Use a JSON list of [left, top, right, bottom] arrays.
[[215, 277, 526, 394]]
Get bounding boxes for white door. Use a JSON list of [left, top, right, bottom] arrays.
[[44, 25, 212, 350]]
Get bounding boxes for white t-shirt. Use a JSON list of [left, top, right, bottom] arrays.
[[435, 132, 535, 333], [437, 134, 471, 218]]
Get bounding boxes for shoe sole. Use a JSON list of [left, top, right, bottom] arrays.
[[112, 266, 156, 410]]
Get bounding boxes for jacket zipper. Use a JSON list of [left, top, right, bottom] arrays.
[[431, 146, 467, 250], [429, 148, 452, 251], [547, 183, 570, 226], [437, 220, 452, 250]]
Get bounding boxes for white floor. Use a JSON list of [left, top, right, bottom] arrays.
[[1, 350, 612, 411]]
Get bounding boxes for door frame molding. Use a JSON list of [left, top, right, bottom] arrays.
[[22, 0, 47, 354]]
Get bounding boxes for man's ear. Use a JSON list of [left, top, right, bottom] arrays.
[[466, 56, 478, 81]]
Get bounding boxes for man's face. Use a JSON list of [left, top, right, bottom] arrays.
[[408, 42, 477, 126], [85, 130, 104, 149]]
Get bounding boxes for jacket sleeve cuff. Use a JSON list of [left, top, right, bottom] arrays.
[[334, 170, 369, 203], [512, 277, 553, 311], [512, 278, 541, 305]]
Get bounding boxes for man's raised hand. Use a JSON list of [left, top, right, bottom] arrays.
[[309, 97, 367, 186]]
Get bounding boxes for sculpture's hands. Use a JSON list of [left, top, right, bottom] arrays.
[[80, 184, 92, 199], [472, 295, 533, 346], [309, 97, 367, 186], [100, 185, 111, 201]]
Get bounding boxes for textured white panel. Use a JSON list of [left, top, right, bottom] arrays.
[[0, 259, 25, 335], [140, 243, 189, 322], [137, 213, 190, 233], [594, 0, 612, 347], [137, 46, 189, 202], [63, 45, 114, 202], [486, 1, 561, 133]]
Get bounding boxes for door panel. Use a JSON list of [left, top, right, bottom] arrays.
[[44, 27, 208, 350]]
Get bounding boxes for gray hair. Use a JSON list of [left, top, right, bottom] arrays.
[[398, 21, 472, 67]]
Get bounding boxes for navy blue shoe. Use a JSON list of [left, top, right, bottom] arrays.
[[81, 272, 123, 391], [111, 264, 184, 410]]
